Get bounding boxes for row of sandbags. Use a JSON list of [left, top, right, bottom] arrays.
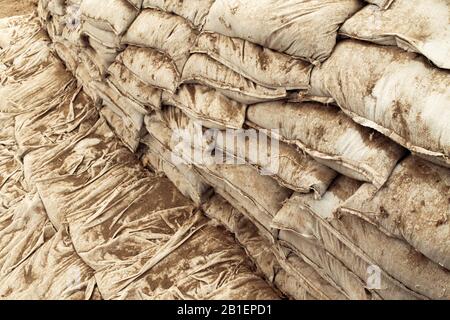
[[34, 0, 450, 300], [0, 16, 282, 300]]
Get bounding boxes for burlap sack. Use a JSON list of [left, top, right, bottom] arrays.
[[192, 32, 312, 90], [247, 101, 406, 188], [54, 41, 79, 72], [80, 0, 138, 35], [122, 9, 198, 71], [118, 46, 179, 93], [216, 130, 337, 197], [162, 84, 247, 130], [46, 0, 66, 16], [181, 54, 287, 104], [338, 156, 450, 271], [142, 0, 215, 29], [126, 0, 143, 10], [203, 0, 362, 63], [310, 40, 450, 167], [107, 61, 162, 112], [275, 176, 450, 299], [340, 0, 450, 69]]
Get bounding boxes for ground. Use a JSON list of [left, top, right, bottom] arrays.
[[0, 0, 36, 19]]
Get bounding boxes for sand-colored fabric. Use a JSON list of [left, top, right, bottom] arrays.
[[203, 0, 362, 63], [203, 194, 345, 300], [80, 0, 138, 35], [118, 46, 180, 93], [162, 84, 246, 130], [197, 163, 293, 239], [192, 32, 312, 90], [310, 40, 450, 167], [107, 61, 162, 112], [81, 20, 123, 48], [216, 130, 337, 197], [142, 0, 215, 29], [122, 9, 197, 71], [181, 53, 287, 104], [365, 0, 396, 9], [338, 156, 450, 271], [247, 101, 406, 188], [275, 176, 450, 299], [341, 0, 450, 69], [142, 119, 213, 205]]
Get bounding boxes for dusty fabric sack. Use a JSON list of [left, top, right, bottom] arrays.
[[47, 0, 66, 16], [338, 156, 450, 271], [365, 0, 395, 9], [181, 54, 287, 104], [81, 21, 124, 48], [216, 130, 337, 197], [122, 9, 198, 71], [142, 0, 215, 29], [203, 195, 345, 300], [276, 223, 379, 300], [118, 46, 180, 93], [107, 61, 162, 112], [162, 84, 246, 130], [310, 40, 450, 167], [247, 101, 406, 188], [80, 0, 138, 35], [0, 228, 97, 300], [203, 0, 362, 63], [126, 0, 143, 10], [192, 32, 312, 90], [273, 177, 439, 299], [93, 81, 146, 151], [142, 118, 213, 205], [197, 163, 293, 239], [340, 0, 450, 69]]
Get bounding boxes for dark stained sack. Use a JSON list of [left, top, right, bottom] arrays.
[[337, 156, 450, 271], [203, 0, 362, 63], [310, 40, 450, 167], [192, 32, 312, 90], [247, 101, 406, 188], [340, 0, 450, 69]]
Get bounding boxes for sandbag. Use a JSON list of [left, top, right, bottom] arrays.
[[81, 21, 123, 48], [142, 119, 213, 205], [202, 195, 345, 300], [181, 54, 287, 104], [310, 40, 450, 167], [118, 46, 179, 93], [192, 32, 312, 90], [247, 101, 406, 188], [47, 0, 66, 16], [340, 0, 450, 69], [122, 9, 198, 71], [126, 0, 143, 10], [216, 130, 337, 197], [275, 176, 450, 299], [197, 163, 293, 239], [107, 61, 162, 112], [338, 156, 450, 271], [203, 0, 362, 63], [162, 84, 247, 130], [80, 0, 138, 35], [142, 0, 215, 29]]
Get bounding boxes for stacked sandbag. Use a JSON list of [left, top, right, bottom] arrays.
[[33, 0, 450, 301], [0, 24, 281, 300]]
